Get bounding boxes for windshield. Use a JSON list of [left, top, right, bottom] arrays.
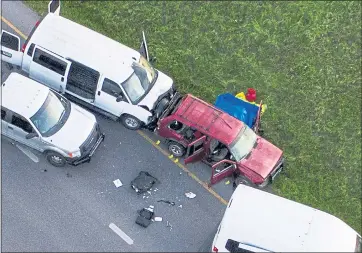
[[121, 56, 157, 104], [229, 125, 257, 161], [30, 91, 68, 137]]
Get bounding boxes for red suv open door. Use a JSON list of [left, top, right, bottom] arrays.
[[210, 160, 236, 185], [184, 135, 207, 165]]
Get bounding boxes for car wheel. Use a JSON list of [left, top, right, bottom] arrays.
[[121, 114, 142, 130], [234, 175, 253, 188], [46, 151, 66, 167], [168, 142, 185, 157]]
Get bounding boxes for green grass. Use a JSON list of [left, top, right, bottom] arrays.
[[25, 1, 361, 233]]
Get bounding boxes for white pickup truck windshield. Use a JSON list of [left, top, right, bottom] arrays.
[[121, 56, 157, 104], [30, 91, 67, 136]]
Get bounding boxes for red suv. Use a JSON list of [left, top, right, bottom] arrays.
[[155, 93, 284, 187]]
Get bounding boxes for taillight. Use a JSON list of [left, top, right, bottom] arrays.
[[213, 246, 218, 252], [35, 20, 40, 27], [21, 43, 27, 52]]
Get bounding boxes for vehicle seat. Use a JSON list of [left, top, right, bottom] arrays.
[[210, 147, 229, 162]]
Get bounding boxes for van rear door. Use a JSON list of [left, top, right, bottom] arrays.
[[29, 46, 71, 93], [1, 30, 23, 67]]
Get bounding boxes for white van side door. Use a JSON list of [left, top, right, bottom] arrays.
[[139, 31, 149, 61], [29, 46, 71, 94], [93, 76, 127, 117], [0, 30, 24, 67]]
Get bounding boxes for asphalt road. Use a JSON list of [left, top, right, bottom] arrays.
[[1, 1, 235, 252]]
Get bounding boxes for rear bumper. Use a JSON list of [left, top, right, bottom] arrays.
[[68, 132, 105, 166]]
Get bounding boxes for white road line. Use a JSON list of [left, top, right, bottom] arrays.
[[15, 144, 39, 163], [108, 223, 134, 245]]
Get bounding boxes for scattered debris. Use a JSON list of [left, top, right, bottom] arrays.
[[153, 188, 159, 192], [157, 200, 175, 206], [154, 217, 163, 222], [156, 140, 160, 145], [185, 192, 196, 199], [174, 158, 179, 163], [178, 205, 183, 208], [131, 171, 159, 194], [225, 180, 230, 185], [136, 206, 155, 228], [42, 169, 47, 172], [147, 191, 152, 195], [113, 179, 123, 188], [179, 172, 182, 175], [166, 221, 173, 231]]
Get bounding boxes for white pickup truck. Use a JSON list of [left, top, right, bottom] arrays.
[[1, 0, 177, 130]]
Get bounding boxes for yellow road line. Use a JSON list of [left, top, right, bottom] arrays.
[[1, 16, 27, 39], [0, 15, 228, 206]]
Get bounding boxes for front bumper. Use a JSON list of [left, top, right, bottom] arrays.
[[270, 156, 285, 182], [68, 125, 105, 166], [145, 87, 180, 131]]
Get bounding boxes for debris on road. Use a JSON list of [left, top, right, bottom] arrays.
[[154, 217, 163, 222], [166, 221, 173, 231], [131, 171, 159, 194], [157, 200, 176, 206], [42, 169, 47, 172], [135, 206, 155, 228], [66, 172, 72, 178], [185, 192, 196, 199], [178, 205, 183, 208], [113, 179, 123, 188], [225, 180, 230, 185]]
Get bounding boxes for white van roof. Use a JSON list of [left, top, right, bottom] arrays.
[[30, 13, 140, 82], [2, 73, 50, 118], [215, 184, 358, 252]]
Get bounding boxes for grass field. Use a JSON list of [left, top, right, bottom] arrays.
[[25, 1, 361, 233]]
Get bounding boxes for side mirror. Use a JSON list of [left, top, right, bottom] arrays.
[[149, 56, 157, 64], [26, 132, 38, 139], [116, 95, 123, 102]]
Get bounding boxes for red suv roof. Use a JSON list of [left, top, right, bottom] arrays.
[[174, 94, 245, 145]]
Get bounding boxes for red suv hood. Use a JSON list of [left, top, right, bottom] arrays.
[[239, 138, 283, 179]]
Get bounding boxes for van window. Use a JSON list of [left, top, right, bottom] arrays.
[[11, 114, 33, 133], [1, 109, 6, 120], [33, 48, 67, 76], [27, 43, 35, 57], [102, 78, 123, 97], [66, 60, 99, 100]]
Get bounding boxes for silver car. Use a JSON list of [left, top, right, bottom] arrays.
[[1, 73, 105, 167]]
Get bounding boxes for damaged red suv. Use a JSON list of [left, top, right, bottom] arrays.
[[155, 93, 284, 188]]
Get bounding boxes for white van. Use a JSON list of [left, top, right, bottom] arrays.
[[1, 73, 105, 167], [1, 0, 177, 130], [212, 184, 361, 252]]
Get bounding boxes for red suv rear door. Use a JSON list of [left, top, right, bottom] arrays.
[[184, 135, 207, 164]]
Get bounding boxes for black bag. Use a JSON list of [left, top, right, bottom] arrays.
[[131, 171, 159, 194], [135, 215, 152, 228]]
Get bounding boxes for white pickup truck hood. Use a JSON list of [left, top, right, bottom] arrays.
[[44, 104, 96, 152], [138, 70, 173, 110]]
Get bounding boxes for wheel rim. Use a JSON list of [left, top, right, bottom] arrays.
[[125, 117, 138, 128], [170, 145, 182, 156], [51, 155, 63, 164]]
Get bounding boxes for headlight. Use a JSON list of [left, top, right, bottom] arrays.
[[69, 150, 81, 158]]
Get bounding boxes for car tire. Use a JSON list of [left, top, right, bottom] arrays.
[[120, 114, 143, 130], [234, 174, 253, 188], [168, 142, 185, 157], [46, 151, 66, 167]]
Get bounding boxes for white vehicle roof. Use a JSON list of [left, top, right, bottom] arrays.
[[30, 13, 140, 83], [2, 73, 50, 119], [214, 184, 359, 252]]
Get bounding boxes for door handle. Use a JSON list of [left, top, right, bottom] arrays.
[[98, 91, 101, 96], [8, 126, 13, 130], [61, 77, 64, 82]]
